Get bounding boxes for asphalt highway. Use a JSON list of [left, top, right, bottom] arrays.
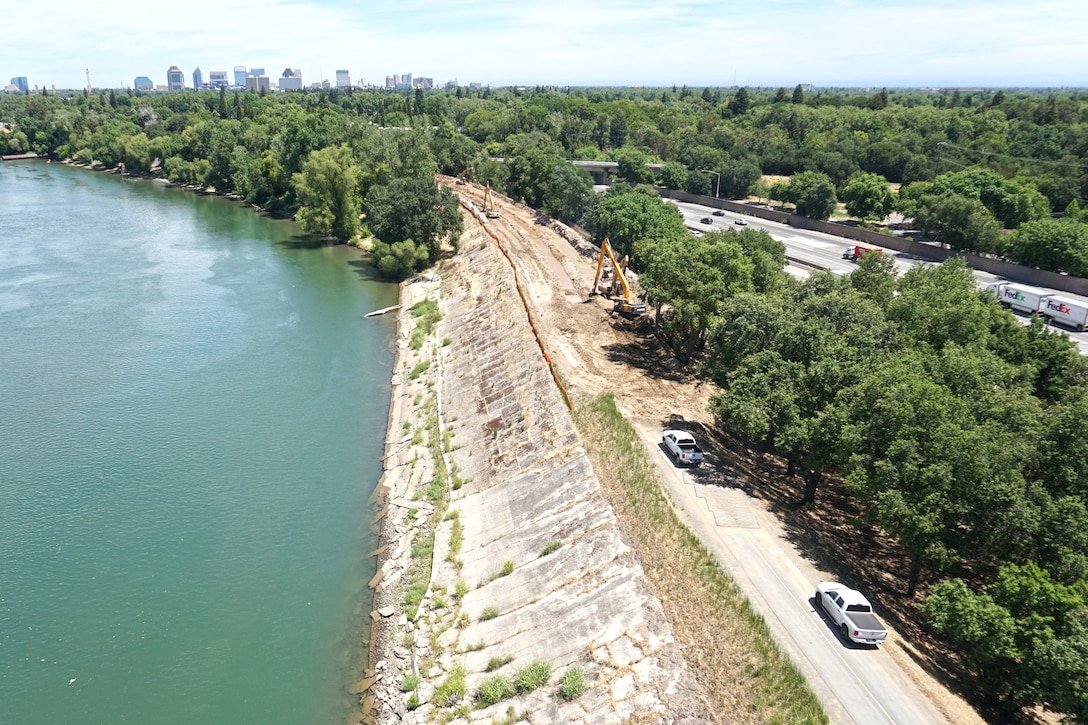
[[670, 199, 1088, 356]]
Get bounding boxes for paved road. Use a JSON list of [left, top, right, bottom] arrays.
[[634, 421, 954, 725], [670, 200, 1088, 356]]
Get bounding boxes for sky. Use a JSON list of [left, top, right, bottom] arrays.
[[4, 0, 1087, 91]]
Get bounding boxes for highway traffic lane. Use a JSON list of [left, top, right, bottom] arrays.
[[634, 420, 947, 725], [669, 200, 1088, 353]]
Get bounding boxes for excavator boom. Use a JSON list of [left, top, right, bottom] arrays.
[[591, 239, 645, 318], [483, 182, 500, 219]]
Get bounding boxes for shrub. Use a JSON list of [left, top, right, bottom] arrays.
[[479, 605, 499, 621], [402, 674, 419, 692]]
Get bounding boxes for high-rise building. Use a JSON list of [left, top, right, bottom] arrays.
[[10, 76, 29, 94], [414, 77, 433, 89], [166, 66, 185, 91], [385, 74, 397, 89], [134, 76, 153, 91], [278, 68, 302, 91], [336, 70, 350, 89], [192, 67, 203, 89], [234, 66, 247, 87], [249, 68, 265, 78], [401, 73, 412, 89], [209, 71, 228, 88], [245, 75, 270, 93]]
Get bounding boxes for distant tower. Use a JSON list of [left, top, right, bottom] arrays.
[[192, 67, 203, 89], [166, 66, 185, 91], [85, 68, 91, 92]]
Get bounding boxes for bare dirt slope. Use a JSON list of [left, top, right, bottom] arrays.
[[443, 176, 985, 725]]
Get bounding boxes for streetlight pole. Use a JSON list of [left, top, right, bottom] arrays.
[[700, 169, 720, 199]]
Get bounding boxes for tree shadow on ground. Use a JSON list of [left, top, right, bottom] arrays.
[[674, 419, 1022, 722], [602, 325, 697, 384]]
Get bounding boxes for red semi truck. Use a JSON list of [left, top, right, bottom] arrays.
[[842, 245, 883, 262]]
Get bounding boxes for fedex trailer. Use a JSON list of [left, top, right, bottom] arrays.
[[1040, 295, 1088, 331], [996, 282, 1051, 315]]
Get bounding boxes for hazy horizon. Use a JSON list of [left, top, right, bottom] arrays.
[[4, 0, 1087, 91]]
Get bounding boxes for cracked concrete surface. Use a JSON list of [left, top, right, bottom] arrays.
[[363, 223, 710, 723]]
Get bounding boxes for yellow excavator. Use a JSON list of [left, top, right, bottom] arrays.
[[592, 238, 646, 318], [456, 168, 473, 185], [483, 182, 500, 219]]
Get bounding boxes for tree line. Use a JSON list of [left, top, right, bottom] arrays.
[[4, 84, 1088, 276]]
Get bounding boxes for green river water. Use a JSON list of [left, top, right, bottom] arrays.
[[0, 161, 397, 724]]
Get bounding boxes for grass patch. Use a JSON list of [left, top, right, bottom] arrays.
[[476, 674, 516, 707], [573, 393, 827, 724], [539, 539, 561, 557], [479, 605, 500, 621], [404, 581, 427, 608], [454, 580, 470, 599], [409, 298, 442, 351], [402, 674, 419, 692], [408, 360, 431, 380], [433, 663, 467, 707], [465, 640, 486, 652], [491, 560, 514, 580], [559, 665, 587, 700], [486, 654, 514, 672], [513, 660, 552, 693], [488, 707, 528, 725], [406, 693, 420, 711], [448, 518, 464, 562]]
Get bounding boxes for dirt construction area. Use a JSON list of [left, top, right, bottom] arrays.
[[443, 176, 988, 725]]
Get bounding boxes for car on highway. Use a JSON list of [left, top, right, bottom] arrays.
[[712, 210, 725, 216], [734, 218, 748, 226], [700, 217, 713, 224]]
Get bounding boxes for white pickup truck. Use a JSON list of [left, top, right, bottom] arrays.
[[662, 430, 704, 466], [815, 581, 887, 645]]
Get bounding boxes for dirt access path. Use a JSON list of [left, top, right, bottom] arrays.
[[443, 177, 985, 725]]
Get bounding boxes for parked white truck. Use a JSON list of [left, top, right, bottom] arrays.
[[662, 430, 704, 466], [815, 581, 888, 645]]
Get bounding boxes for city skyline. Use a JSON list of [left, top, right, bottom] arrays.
[[3, 0, 1087, 91]]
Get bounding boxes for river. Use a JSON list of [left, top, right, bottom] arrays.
[[0, 161, 396, 724]]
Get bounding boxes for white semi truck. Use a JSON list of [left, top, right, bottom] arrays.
[[1040, 294, 1088, 331], [993, 282, 1088, 331], [995, 282, 1052, 315]]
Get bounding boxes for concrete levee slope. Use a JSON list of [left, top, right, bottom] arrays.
[[364, 222, 710, 723]]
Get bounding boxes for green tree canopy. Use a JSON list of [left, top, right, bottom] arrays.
[[365, 171, 462, 274], [786, 171, 838, 220], [292, 144, 361, 241], [841, 171, 894, 220]]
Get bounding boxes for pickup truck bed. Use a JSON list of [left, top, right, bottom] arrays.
[[815, 581, 887, 645], [662, 430, 703, 466]]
